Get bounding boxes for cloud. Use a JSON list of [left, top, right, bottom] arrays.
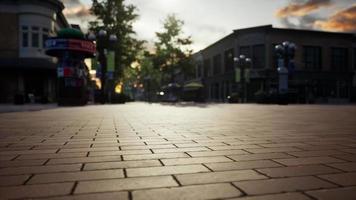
[[60, 0, 82, 7], [276, 0, 331, 17], [63, 4, 91, 18], [314, 4, 356, 32], [60, 0, 92, 19]]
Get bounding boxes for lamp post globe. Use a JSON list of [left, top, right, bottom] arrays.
[[98, 29, 107, 37], [233, 54, 252, 103], [109, 34, 118, 42], [88, 32, 96, 41]]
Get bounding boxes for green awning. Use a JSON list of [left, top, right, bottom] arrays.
[[183, 82, 204, 91]]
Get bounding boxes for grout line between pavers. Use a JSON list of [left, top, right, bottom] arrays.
[[229, 182, 247, 197], [201, 163, 214, 172], [171, 174, 182, 186], [301, 191, 319, 200], [320, 163, 347, 173], [70, 181, 79, 195], [23, 174, 35, 185], [313, 174, 343, 187]]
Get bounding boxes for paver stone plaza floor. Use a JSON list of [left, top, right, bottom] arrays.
[[0, 103, 356, 199]]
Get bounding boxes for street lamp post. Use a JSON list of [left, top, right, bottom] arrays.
[[234, 55, 252, 103], [88, 30, 118, 104], [275, 41, 296, 104]]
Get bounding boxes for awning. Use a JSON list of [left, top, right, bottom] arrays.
[[183, 82, 204, 91]]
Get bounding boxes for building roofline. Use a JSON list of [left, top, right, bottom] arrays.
[[0, 0, 69, 27], [194, 32, 235, 54], [194, 24, 355, 54], [233, 24, 355, 37]]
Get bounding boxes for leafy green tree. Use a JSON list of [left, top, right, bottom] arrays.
[[154, 14, 194, 85], [89, 0, 144, 80]]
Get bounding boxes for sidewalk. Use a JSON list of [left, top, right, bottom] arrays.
[[0, 103, 355, 199], [0, 104, 58, 113]]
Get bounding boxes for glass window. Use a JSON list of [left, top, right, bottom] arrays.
[[42, 33, 48, 48], [224, 49, 234, 72], [21, 26, 29, 47], [253, 45, 266, 69], [213, 54, 222, 75], [204, 59, 211, 77], [32, 32, 39, 47], [22, 32, 28, 47], [31, 26, 40, 47], [331, 47, 348, 72], [42, 28, 49, 48], [240, 46, 250, 58], [303, 46, 322, 70]]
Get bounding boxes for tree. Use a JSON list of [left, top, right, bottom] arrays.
[[154, 14, 194, 85], [89, 0, 144, 81]]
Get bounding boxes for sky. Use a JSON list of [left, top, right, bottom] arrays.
[[60, 0, 356, 52]]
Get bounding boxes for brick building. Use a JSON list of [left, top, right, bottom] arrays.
[[190, 25, 356, 103], [0, 0, 69, 103]]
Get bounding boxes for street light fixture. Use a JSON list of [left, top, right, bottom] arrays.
[[234, 54, 252, 103], [275, 41, 296, 104], [88, 29, 118, 104]]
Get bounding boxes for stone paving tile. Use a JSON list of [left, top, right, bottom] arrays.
[[161, 156, 232, 165], [152, 147, 210, 153], [47, 156, 123, 165], [0, 159, 46, 168], [16, 152, 87, 160], [126, 164, 210, 177], [227, 152, 294, 161], [83, 160, 162, 170], [233, 176, 337, 195], [0, 155, 16, 161], [273, 156, 345, 166], [0, 182, 74, 199], [256, 165, 341, 177], [28, 169, 125, 184], [258, 143, 309, 148], [0, 164, 82, 175], [206, 160, 282, 171], [227, 192, 312, 200], [59, 147, 119, 153], [187, 149, 248, 157], [296, 144, 348, 151], [340, 148, 356, 154], [318, 172, 356, 186], [132, 183, 242, 200], [0, 149, 58, 156], [88, 149, 152, 156], [332, 154, 356, 162], [75, 176, 178, 194], [120, 144, 175, 150], [244, 147, 303, 154], [306, 186, 356, 200], [326, 162, 356, 172], [30, 192, 129, 200], [287, 150, 347, 157], [176, 169, 267, 185], [123, 152, 189, 161], [208, 144, 261, 150], [0, 174, 30, 186]]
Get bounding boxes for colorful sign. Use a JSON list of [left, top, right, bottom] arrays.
[[107, 51, 115, 72], [45, 38, 96, 57]]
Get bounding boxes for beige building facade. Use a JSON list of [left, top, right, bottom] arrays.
[[0, 0, 69, 103]]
